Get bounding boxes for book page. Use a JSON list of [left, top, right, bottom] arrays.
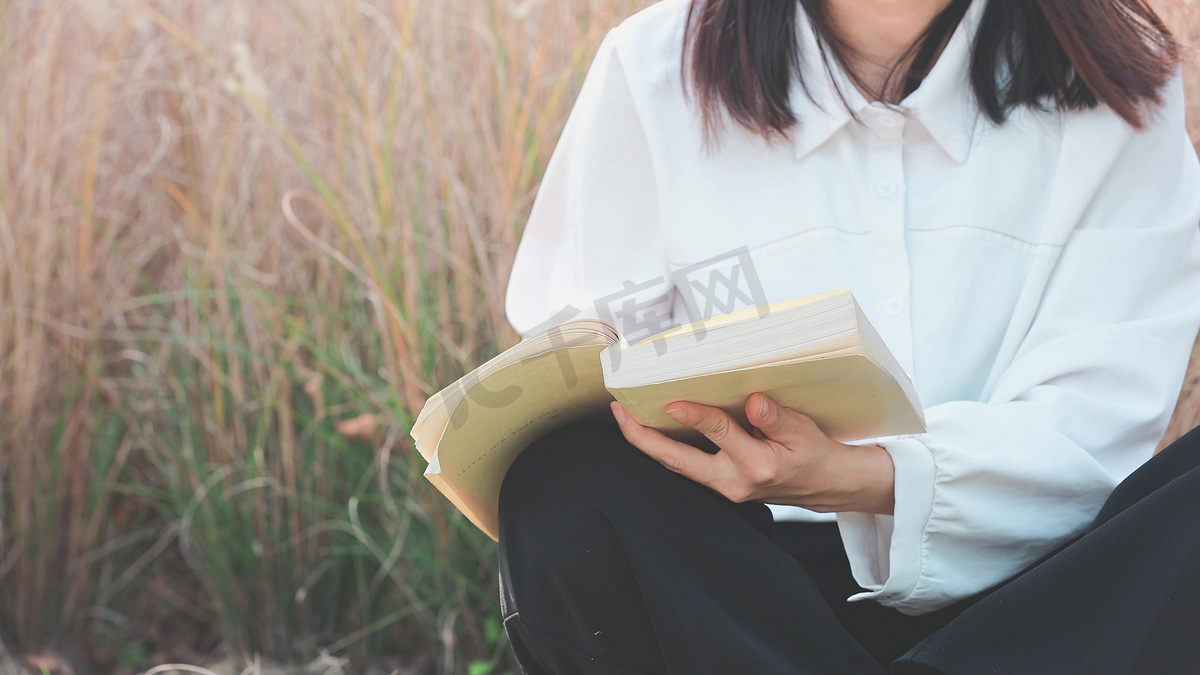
[[422, 343, 616, 540], [411, 318, 619, 442], [607, 349, 924, 446]]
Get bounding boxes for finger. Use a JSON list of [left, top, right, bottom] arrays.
[[611, 402, 724, 486], [745, 392, 821, 447], [658, 400, 777, 503], [663, 400, 757, 452]]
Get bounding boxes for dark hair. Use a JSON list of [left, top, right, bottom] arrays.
[[681, 0, 1180, 143]]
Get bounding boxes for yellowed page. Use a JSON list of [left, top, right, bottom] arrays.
[[411, 319, 616, 442], [608, 349, 924, 446], [421, 344, 616, 540]]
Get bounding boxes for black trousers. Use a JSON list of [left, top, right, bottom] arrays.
[[496, 419, 1200, 674]]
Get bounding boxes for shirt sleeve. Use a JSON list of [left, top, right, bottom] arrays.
[[503, 25, 676, 342], [837, 70, 1200, 615]]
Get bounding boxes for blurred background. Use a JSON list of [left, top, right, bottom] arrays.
[[0, 1, 1197, 674]]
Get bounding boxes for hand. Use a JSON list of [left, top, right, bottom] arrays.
[[610, 392, 895, 514]]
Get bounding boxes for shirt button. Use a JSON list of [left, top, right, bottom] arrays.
[[877, 180, 898, 198], [886, 296, 904, 315], [878, 115, 899, 128]]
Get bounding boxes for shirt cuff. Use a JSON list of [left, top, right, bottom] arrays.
[[835, 435, 936, 614]]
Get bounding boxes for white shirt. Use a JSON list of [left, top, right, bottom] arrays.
[[503, 0, 1200, 615]]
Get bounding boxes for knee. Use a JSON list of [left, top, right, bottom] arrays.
[[501, 419, 635, 504], [497, 418, 644, 546], [497, 420, 638, 587], [1157, 423, 1200, 467], [1092, 423, 1200, 530]]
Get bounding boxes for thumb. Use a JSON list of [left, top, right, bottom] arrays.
[[747, 392, 817, 447]]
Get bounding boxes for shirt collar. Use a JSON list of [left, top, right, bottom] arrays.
[[789, 0, 988, 165]]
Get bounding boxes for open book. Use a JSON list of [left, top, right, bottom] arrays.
[[409, 290, 924, 540]]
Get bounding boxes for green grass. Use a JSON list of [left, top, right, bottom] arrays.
[[0, 0, 648, 670]]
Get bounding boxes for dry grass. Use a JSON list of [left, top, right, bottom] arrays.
[[0, 0, 649, 669], [0, 0, 1197, 671]]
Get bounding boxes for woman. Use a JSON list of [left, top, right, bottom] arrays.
[[498, 0, 1200, 672]]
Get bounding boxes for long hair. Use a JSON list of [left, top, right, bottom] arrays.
[[681, 0, 1180, 143]]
